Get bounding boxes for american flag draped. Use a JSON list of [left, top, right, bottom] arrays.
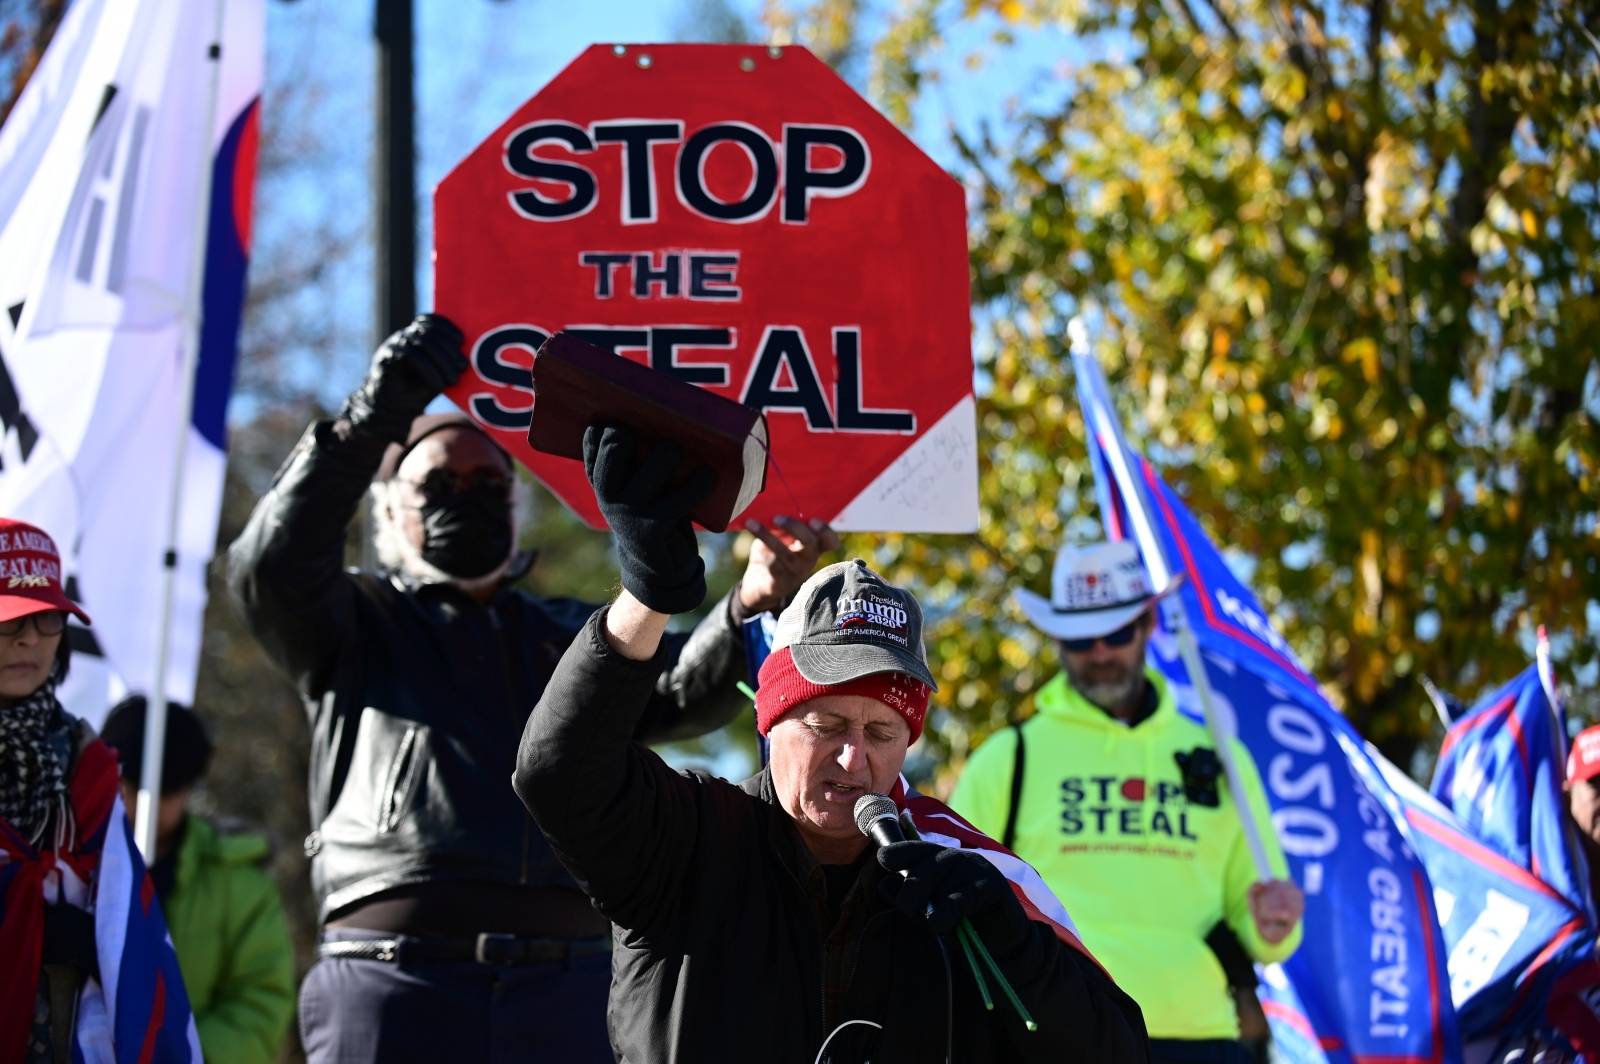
[[890, 775, 1107, 969], [0, 740, 200, 1062]]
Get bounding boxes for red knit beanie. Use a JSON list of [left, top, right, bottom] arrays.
[[755, 646, 931, 743]]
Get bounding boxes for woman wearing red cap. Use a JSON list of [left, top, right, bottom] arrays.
[[1566, 724, 1600, 916], [0, 518, 198, 1063]]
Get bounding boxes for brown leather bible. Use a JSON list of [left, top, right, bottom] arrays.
[[527, 332, 770, 532]]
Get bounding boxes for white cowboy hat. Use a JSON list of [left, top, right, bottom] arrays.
[[1013, 540, 1178, 641]]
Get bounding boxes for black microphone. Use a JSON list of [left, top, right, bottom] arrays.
[[856, 794, 956, 1062], [853, 793, 905, 850]]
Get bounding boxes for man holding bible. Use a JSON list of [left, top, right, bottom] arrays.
[[513, 424, 1149, 1063], [227, 315, 835, 1063]]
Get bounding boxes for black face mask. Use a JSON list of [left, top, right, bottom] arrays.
[[417, 482, 513, 579]]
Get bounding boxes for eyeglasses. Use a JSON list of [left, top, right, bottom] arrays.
[[1059, 616, 1144, 654], [400, 467, 513, 503], [0, 611, 66, 638]]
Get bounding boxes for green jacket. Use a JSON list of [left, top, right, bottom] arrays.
[[951, 669, 1301, 1040], [164, 816, 295, 1064]]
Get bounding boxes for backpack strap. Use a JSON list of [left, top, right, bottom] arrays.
[[1002, 723, 1026, 850]]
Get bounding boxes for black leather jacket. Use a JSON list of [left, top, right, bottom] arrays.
[[226, 418, 747, 923]]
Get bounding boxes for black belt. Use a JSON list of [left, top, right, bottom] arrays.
[[319, 932, 612, 967]]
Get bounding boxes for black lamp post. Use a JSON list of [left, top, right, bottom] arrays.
[[374, 0, 415, 342]]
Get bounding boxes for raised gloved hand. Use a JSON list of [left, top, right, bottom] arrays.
[[340, 314, 466, 439], [878, 841, 1033, 953], [583, 424, 714, 615]]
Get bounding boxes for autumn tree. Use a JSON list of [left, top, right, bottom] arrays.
[[0, 0, 68, 127], [761, 0, 864, 75], [852, 0, 1599, 775]]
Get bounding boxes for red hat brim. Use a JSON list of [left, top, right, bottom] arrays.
[[0, 587, 91, 626], [754, 647, 929, 743]]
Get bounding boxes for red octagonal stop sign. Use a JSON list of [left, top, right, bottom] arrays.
[[435, 44, 976, 531]]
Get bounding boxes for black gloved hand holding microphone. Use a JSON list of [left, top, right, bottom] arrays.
[[857, 795, 1033, 953], [857, 793, 1040, 1032], [583, 424, 714, 615], [878, 842, 1034, 954]]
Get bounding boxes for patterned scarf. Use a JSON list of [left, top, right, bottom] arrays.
[[0, 682, 69, 845]]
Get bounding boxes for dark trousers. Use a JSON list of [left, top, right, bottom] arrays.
[[299, 931, 613, 1063], [1149, 1038, 1256, 1064]]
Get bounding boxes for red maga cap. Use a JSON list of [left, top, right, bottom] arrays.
[[1568, 724, 1600, 786], [0, 518, 91, 626]]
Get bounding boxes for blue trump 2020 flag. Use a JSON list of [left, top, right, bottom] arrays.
[[1433, 658, 1588, 918], [1426, 653, 1595, 1041], [1072, 343, 1463, 1063]]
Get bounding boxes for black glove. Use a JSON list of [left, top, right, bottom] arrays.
[[583, 424, 713, 615], [340, 314, 466, 439], [878, 841, 1033, 953]]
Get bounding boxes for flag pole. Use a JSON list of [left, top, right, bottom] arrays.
[[1535, 625, 1565, 755], [1068, 319, 1273, 879], [136, 0, 229, 861], [1532, 624, 1594, 926], [1419, 674, 1456, 734]]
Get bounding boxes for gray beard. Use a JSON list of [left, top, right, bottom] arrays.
[[1067, 666, 1145, 717]]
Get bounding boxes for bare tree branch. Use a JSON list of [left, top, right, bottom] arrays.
[[1195, 0, 1242, 44]]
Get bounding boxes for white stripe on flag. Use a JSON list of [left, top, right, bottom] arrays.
[[914, 819, 1083, 938]]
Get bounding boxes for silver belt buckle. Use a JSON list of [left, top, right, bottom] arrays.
[[474, 932, 519, 965]]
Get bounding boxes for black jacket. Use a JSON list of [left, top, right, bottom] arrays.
[[226, 418, 747, 922], [514, 609, 1150, 1064]]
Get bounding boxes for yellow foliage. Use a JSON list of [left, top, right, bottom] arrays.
[[999, 637, 1031, 670], [861, 0, 1600, 771], [1341, 338, 1380, 384], [1211, 328, 1231, 359]]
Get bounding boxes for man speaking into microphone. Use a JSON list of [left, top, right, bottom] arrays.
[[513, 424, 1148, 1063]]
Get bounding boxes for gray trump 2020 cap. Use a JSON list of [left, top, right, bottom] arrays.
[[770, 559, 938, 691]]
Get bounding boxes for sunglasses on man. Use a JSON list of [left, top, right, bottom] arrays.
[[1058, 615, 1146, 654]]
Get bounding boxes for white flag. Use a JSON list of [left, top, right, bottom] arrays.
[[0, 0, 264, 724]]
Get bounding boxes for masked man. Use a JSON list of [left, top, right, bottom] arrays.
[[227, 316, 835, 1063]]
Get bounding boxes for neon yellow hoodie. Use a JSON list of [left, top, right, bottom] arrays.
[[950, 669, 1301, 1040]]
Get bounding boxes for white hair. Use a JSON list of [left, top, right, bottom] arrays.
[[368, 475, 532, 593]]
